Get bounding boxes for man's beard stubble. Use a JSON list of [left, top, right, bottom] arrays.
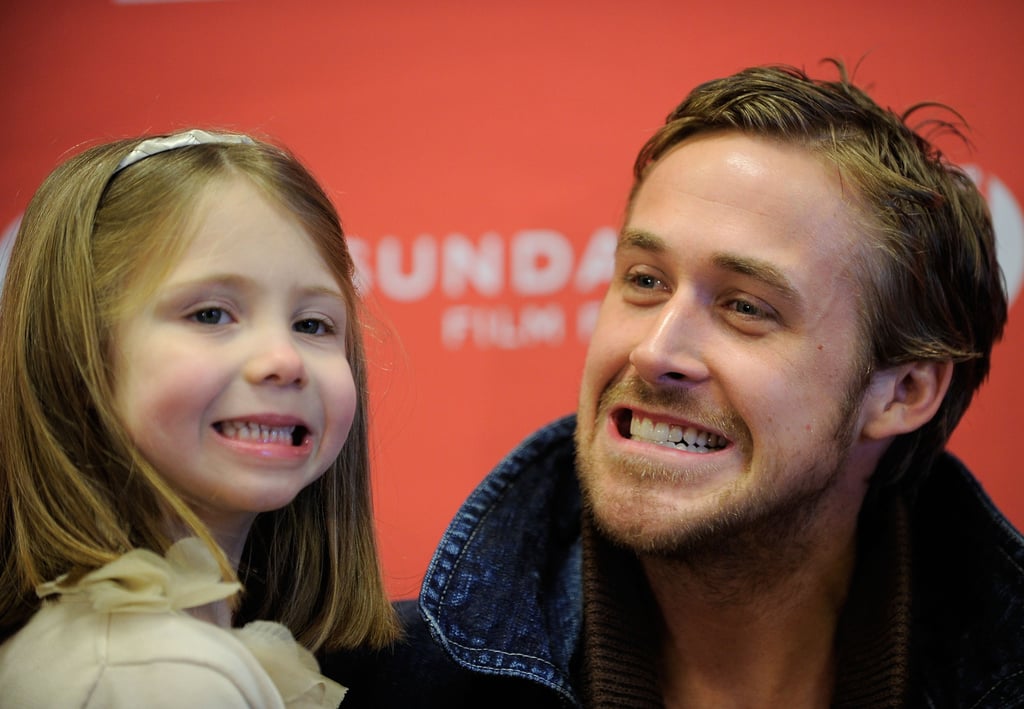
[[575, 374, 865, 598]]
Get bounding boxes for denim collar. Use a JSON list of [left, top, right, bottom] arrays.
[[419, 415, 583, 704], [417, 416, 1024, 706]]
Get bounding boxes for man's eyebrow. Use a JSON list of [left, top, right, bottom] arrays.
[[712, 253, 801, 305], [618, 228, 801, 305], [618, 228, 667, 254]]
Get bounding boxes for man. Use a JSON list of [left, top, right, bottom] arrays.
[[328, 63, 1023, 707]]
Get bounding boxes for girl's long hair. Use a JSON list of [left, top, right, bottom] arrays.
[[0, 134, 398, 650]]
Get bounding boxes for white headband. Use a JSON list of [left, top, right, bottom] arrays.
[[113, 129, 255, 174]]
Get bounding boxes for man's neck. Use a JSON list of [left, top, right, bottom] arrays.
[[641, 525, 857, 709]]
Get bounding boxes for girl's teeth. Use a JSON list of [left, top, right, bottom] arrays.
[[220, 421, 296, 443]]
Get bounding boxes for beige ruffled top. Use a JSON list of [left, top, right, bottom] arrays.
[[36, 538, 347, 708]]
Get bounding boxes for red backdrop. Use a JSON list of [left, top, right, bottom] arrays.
[[2, 0, 1022, 599]]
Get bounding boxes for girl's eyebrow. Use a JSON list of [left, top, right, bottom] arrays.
[[303, 285, 347, 302], [164, 274, 345, 300], [617, 227, 801, 306]]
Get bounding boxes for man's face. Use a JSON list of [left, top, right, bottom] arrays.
[[576, 132, 885, 557]]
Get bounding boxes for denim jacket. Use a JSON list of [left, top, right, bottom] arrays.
[[326, 415, 1024, 708]]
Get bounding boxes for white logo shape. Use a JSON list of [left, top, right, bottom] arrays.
[[0, 217, 20, 290], [964, 165, 1023, 306], [0, 168, 1021, 307]]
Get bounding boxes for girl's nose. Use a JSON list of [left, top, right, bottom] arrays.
[[243, 333, 308, 387]]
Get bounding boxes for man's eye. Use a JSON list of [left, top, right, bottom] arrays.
[[294, 318, 334, 335], [727, 298, 775, 321], [626, 272, 665, 290], [732, 300, 761, 316], [190, 308, 228, 325]]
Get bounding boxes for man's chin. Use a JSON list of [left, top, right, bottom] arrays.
[[583, 484, 706, 554]]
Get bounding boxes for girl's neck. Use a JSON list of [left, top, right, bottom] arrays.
[[186, 598, 235, 627], [166, 513, 254, 571]]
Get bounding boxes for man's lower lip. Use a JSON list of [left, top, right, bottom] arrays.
[[605, 418, 728, 456], [637, 438, 721, 452], [621, 435, 724, 455]]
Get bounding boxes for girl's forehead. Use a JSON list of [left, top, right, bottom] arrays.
[[111, 172, 352, 318]]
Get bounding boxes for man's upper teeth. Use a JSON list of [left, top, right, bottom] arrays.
[[629, 415, 725, 452], [220, 421, 296, 443]]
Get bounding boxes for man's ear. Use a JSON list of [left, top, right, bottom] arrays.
[[861, 360, 953, 441]]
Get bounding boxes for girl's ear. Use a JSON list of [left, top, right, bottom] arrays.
[[860, 360, 953, 441]]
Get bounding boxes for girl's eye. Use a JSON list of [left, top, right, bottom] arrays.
[[190, 307, 230, 325], [294, 318, 335, 336]]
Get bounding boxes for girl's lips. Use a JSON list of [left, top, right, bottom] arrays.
[[211, 417, 315, 460], [214, 420, 310, 447]]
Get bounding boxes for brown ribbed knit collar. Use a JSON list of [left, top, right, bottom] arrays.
[[832, 495, 912, 707], [579, 497, 912, 708], [579, 513, 663, 708]]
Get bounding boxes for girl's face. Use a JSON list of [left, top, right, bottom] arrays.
[[111, 176, 357, 543]]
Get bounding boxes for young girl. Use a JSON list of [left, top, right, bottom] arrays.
[[0, 129, 398, 707]]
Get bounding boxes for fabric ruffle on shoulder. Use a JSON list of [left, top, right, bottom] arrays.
[[37, 537, 241, 612], [236, 621, 347, 708], [36, 538, 347, 708]]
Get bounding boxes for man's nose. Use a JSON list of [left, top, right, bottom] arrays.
[[628, 291, 710, 386]]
